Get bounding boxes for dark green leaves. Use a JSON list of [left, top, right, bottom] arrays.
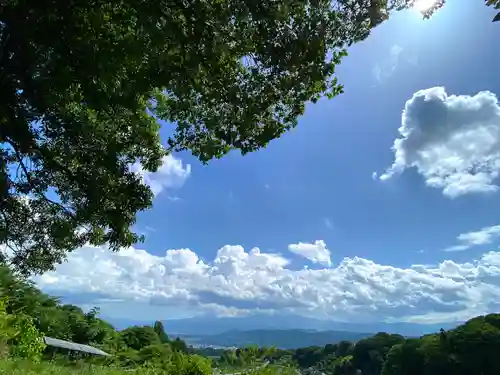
[[484, 0, 500, 21], [0, 0, 382, 274], [152, 0, 380, 163], [153, 321, 170, 344], [1, 1, 166, 274]]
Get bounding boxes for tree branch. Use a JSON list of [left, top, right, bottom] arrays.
[[8, 139, 33, 189], [6, 138, 76, 220]]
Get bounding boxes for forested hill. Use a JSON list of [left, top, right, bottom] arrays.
[[256, 316, 500, 375]]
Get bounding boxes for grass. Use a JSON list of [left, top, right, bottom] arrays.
[[0, 358, 165, 375], [217, 363, 298, 375], [0, 358, 296, 375]]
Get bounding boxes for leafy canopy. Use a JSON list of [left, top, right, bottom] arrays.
[[0, 0, 390, 275], [153, 321, 170, 344], [1, 0, 494, 275]]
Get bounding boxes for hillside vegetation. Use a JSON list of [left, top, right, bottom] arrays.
[[0, 264, 213, 374], [215, 321, 500, 375], [1, 263, 500, 375]]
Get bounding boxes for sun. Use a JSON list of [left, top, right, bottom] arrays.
[[413, 0, 439, 13]]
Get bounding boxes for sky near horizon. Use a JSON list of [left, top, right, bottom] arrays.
[[34, 2, 500, 326]]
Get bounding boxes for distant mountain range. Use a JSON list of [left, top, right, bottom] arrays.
[[155, 314, 457, 337], [106, 313, 460, 349], [177, 329, 373, 349]]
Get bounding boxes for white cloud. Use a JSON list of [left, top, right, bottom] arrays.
[[288, 240, 332, 267], [34, 240, 500, 324], [131, 154, 191, 196], [373, 45, 406, 82], [457, 225, 500, 246], [379, 87, 500, 197], [167, 196, 182, 202], [443, 224, 500, 252], [442, 245, 470, 253]]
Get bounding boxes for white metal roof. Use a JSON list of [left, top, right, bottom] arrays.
[[43, 336, 110, 356]]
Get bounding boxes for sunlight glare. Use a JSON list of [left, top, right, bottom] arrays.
[[413, 0, 438, 13]]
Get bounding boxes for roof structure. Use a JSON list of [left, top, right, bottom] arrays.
[[43, 336, 110, 356]]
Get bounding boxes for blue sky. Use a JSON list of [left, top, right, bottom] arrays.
[[35, 1, 500, 326]]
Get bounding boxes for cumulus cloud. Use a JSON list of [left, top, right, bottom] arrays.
[[444, 224, 500, 252], [33, 240, 500, 324], [379, 87, 500, 197], [288, 240, 332, 267], [131, 154, 191, 196]]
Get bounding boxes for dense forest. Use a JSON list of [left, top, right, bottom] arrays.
[[2, 262, 500, 375], [217, 318, 500, 375]]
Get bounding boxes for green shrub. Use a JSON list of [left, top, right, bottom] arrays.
[[170, 352, 213, 375], [0, 297, 46, 360]]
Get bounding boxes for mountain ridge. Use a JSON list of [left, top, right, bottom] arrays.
[[105, 313, 461, 348], [176, 328, 375, 349]]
